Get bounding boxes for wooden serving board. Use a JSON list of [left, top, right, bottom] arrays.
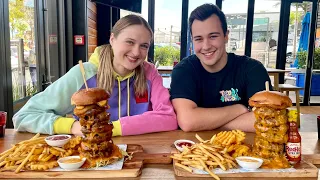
[[173, 159, 318, 178], [0, 144, 172, 179], [172, 150, 319, 178]]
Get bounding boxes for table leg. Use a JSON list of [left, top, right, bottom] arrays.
[[274, 74, 279, 91]]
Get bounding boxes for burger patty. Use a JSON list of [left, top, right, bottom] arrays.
[[256, 133, 288, 144], [255, 116, 287, 127], [79, 112, 111, 126], [254, 137, 284, 152], [253, 107, 287, 117], [252, 147, 284, 158], [254, 122, 288, 134], [80, 140, 113, 152], [74, 104, 106, 117], [81, 122, 113, 133], [82, 131, 113, 143]]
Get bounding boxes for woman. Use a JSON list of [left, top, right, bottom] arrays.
[[13, 15, 178, 136]]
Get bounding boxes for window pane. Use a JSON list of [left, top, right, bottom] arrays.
[[187, 1, 217, 56], [223, 0, 248, 55], [285, 2, 315, 103], [120, 0, 148, 20], [9, 0, 38, 101], [154, 0, 182, 66], [189, 1, 216, 14], [252, 0, 281, 68]]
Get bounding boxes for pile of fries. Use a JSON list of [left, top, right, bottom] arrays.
[[0, 133, 76, 173], [171, 130, 249, 180], [212, 130, 250, 158]]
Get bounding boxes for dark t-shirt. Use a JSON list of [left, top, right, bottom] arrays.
[[170, 53, 272, 108]]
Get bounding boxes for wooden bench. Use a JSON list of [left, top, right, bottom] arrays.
[[278, 84, 304, 127]]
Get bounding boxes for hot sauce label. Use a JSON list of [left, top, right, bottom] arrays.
[[286, 142, 301, 158]]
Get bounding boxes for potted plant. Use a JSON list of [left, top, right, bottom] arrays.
[[295, 47, 320, 95]]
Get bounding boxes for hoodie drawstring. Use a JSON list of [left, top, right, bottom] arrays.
[[116, 76, 131, 119], [127, 77, 130, 116], [117, 77, 121, 119]]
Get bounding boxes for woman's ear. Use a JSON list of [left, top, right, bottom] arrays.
[[109, 33, 115, 46]]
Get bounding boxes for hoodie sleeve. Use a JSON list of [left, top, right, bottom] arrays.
[[12, 63, 97, 135], [117, 63, 178, 136]]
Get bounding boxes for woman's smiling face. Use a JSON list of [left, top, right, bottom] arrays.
[[110, 24, 151, 76]]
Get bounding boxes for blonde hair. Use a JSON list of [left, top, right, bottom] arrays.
[[97, 15, 153, 97]]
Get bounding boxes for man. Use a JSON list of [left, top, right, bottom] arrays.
[[170, 4, 272, 132]]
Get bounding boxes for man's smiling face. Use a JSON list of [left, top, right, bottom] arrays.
[[192, 14, 229, 73]]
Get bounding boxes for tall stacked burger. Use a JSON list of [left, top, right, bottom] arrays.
[[71, 88, 122, 168], [249, 91, 292, 168]]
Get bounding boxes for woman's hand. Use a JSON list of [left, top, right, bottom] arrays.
[[71, 121, 83, 136]]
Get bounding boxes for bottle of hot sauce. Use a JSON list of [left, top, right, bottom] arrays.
[[286, 109, 301, 164]]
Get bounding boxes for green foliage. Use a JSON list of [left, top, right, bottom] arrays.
[[289, 11, 303, 25], [274, 2, 309, 13], [154, 46, 180, 66], [12, 83, 37, 101], [297, 48, 320, 69], [9, 0, 35, 45]]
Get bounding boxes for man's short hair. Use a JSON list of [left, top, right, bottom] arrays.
[[189, 3, 228, 36]]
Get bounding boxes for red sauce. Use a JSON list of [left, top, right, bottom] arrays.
[[47, 135, 69, 141], [177, 142, 193, 147]]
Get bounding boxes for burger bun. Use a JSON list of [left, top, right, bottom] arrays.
[[249, 91, 292, 109], [71, 88, 110, 106]]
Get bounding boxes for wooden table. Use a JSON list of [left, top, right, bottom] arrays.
[[1, 129, 319, 179]]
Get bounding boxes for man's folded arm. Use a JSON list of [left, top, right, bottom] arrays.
[[172, 98, 249, 132], [218, 111, 256, 132]]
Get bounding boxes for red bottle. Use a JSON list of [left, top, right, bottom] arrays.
[[286, 114, 301, 164]]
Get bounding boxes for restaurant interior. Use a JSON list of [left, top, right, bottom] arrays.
[[0, 0, 320, 179]]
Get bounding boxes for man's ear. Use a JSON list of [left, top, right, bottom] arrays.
[[224, 30, 229, 44], [109, 33, 115, 46]]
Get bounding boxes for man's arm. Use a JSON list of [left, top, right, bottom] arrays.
[[219, 112, 256, 132], [172, 98, 248, 132]]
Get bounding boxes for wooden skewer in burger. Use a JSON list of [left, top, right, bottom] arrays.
[[70, 61, 122, 168], [249, 82, 292, 169]]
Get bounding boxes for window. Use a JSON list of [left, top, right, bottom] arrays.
[[154, 0, 182, 66], [9, 0, 37, 101], [251, 0, 281, 68], [222, 0, 248, 55], [120, 0, 148, 20]]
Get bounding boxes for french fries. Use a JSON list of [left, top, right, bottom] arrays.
[[0, 133, 77, 173], [171, 130, 249, 180], [214, 130, 246, 146]]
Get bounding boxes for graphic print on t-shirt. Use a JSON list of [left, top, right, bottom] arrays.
[[220, 88, 241, 102]]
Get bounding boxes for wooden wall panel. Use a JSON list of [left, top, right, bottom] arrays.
[[88, 9, 97, 22], [88, 45, 97, 54], [88, 36, 97, 45], [87, 0, 97, 59], [87, 0, 97, 13], [88, 18, 96, 29], [88, 27, 97, 37]]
